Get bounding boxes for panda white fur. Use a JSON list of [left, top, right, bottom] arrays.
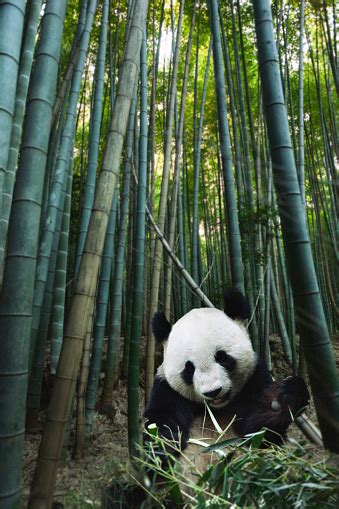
[[159, 306, 256, 406], [145, 289, 309, 473]]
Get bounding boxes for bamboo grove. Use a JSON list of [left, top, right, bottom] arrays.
[[0, 0, 337, 507]]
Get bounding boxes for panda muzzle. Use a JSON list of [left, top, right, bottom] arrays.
[[204, 389, 231, 405], [213, 389, 231, 405]]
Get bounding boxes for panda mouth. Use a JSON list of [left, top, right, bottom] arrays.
[[211, 389, 231, 406]]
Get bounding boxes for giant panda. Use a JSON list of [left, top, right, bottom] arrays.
[[144, 289, 310, 473]]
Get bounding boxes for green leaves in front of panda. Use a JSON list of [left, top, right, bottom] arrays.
[[196, 440, 338, 508], [203, 437, 244, 453], [140, 424, 186, 507], [167, 482, 184, 507], [204, 429, 266, 453], [147, 422, 159, 439], [244, 429, 266, 449], [204, 402, 223, 434], [203, 403, 265, 452], [136, 428, 338, 508]]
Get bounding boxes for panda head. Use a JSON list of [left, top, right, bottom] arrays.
[[152, 289, 256, 409]]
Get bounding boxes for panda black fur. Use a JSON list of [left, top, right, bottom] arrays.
[[145, 289, 309, 466]]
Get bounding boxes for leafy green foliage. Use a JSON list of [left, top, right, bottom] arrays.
[[136, 433, 339, 508]]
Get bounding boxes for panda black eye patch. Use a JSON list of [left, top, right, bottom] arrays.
[[215, 350, 237, 371], [181, 360, 195, 385]]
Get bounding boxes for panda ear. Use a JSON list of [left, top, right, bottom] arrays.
[[152, 312, 172, 342], [223, 288, 251, 320]]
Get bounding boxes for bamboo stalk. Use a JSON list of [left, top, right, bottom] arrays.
[[28, 2, 149, 506], [0, 2, 68, 505], [0, 0, 26, 232], [252, 0, 339, 453], [101, 82, 137, 408], [164, 1, 198, 317], [0, 0, 42, 275], [29, 0, 98, 373], [128, 32, 148, 456], [208, 0, 244, 292], [146, 0, 185, 401]]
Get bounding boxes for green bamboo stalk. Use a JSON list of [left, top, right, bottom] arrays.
[[177, 152, 188, 315], [221, 5, 258, 349], [306, 27, 336, 217], [82, 0, 112, 435], [272, 183, 297, 368], [108, 0, 120, 111], [74, 317, 93, 459], [216, 161, 228, 289], [234, 1, 262, 350], [28, 4, 149, 506], [305, 117, 336, 252], [26, 158, 71, 430], [283, 10, 298, 164], [270, 270, 292, 365], [306, 141, 338, 322], [191, 5, 200, 304], [51, 0, 89, 127], [41, 90, 68, 235], [147, 0, 165, 221], [191, 41, 212, 310], [201, 164, 219, 298], [0, 0, 25, 234], [146, 0, 185, 400], [27, 97, 83, 405], [263, 151, 272, 370], [85, 191, 118, 436], [101, 82, 137, 409], [220, 7, 243, 208], [164, 1, 197, 317], [322, 0, 337, 94], [236, 0, 256, 153], [208, 0, 244, 293], [122, 189, 133, 352], [0, 0, 42, 276], [128, 31, 148, 456], [253, 104, 266, 348], [181, 146, 191, 310], [49, 164, 73, 375], [226, 2, 260, 350], [321, 51, 336, 161], [252, 0, 339, 452], [230, 0, 253, 208], [29, 1, 98, 375], [121, 270, 132, 379], [74, 0, 109, 280], [0, 2, 67, 506], [314, 128, 337, 250]]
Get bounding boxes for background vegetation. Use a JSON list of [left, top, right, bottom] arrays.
[[0, 0, 337, 507]]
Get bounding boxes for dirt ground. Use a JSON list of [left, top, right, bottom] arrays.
[[22, 335, 326, 508], [23, 380, 134, 508]]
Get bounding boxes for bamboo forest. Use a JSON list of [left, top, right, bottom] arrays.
[[0, 0, 338, 507]]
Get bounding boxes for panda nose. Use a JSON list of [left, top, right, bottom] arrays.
[[203, 387, 222, 399]]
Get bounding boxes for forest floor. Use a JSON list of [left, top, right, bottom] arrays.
[[22, 334, 330, 508], [23, 380, 138, 508]]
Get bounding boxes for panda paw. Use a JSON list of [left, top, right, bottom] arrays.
[[275, 376, 310, 417]]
